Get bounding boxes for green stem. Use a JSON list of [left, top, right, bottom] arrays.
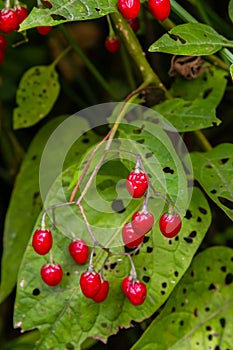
[[193, 130, 212, 151], [120, 43, 137, 91], [51, 46, 71, 68], [59, 24, 120, 100], [110, 12, 172, 99]]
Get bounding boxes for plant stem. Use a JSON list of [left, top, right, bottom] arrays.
[[110, 12, 172, 99], [59, 25, 120, 100], [51, 46, 71, 68], [193, 130, 212, 151]]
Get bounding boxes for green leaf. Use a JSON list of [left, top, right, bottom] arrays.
[[13, 65, 60, 129], [190, 143, 233, 221], [14, 156, 211, 349], [19, 0, 118, 30], [130, 245, 233, 350], [229, 0, 233, 23], [149, 23, 233, 55], [153, 66, 227, 131], [230, 63, 233, 81], [0, 116, 101, 303]]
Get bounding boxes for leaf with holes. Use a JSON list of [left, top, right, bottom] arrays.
[[19, 0, 118, 30], [0, 116, 101, 304], [190, 143, 233, 221], [153, 65, 227, 131], [14, 145, 211, 350], [130, 245, 233, 350], [13, 65, 60, 129], [149, 23, 233, 55]]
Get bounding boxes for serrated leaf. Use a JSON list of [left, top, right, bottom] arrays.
[[131, 246, 233, 350], [153, 66, 227, 131], [149, 23, 233, 55], [190, 143, 233, 221], [13, 65, 60, 129], [14, 160, 211, 349], [19, 0, 118, 30], [0, 116, 101, 303]]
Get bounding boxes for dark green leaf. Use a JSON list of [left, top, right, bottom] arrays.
[[13, 65, 60, 129], [190, 143, 233, 220], [149, 23, 233, 55], [153, 66, 227, 131], [229, 0, 233, 23], [131, 246, 233, 350], [19, 0, 118, 30], [0, 116, 100, 303]]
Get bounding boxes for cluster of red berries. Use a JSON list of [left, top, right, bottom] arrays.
[[31, 163, 182, 307]]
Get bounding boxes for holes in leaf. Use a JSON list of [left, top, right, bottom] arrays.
[[184, 237, 193, 244], [160, 290, 165, 295], [225, 273, 233, 285], [142, 276, 150, 283], [180, 302, 185, 307], [163, 167, 174, 174], [189, 231, 197, 238], [206, 266, 211, 271], [111, 199, 126, 213], [145, 152, 153, 158], [66, 272, 70, 276], [95, 7, 100, 12], [175, 236, 179, 241], [162, 282, 167, 288], [184, 210, 192, 219], [190, 270, 194, 277], [210, 189, 217, 194], [171, 306, 176, 313], [146, 246, 153, 253], [194, 308, 198, 317], [205, 163, 213, 169], [197, 216, 202, 222], [214, 346, 220, 350], [218, 197, 233, 210], [50, 13, 67, 20], [143, 236, 150, 244], [136, 139, 145, 144], [31, 155, 37, 160], [219, 318, 226, 328], [101, 323, 108, 328], [206, 325, 212, 331], [208, 334, 213, 341], [168, 33, 186, 44], [179, 320, 184, 326], [168, 240, 172, 245], [110, 262, 117, 270], [220, 266, 227, 273], [199, 207, 207, 215], [205, 307, 210, 312], [32, 288, 40, 296], [220, 158, 229, 164], [66, 343, 74, 350], [208, 283, 216, 291], [82, 138, 89, 144], [183, 288, 187, 294], [174, 271, 179, 277]]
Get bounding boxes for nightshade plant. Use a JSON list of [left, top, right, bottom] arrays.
[[0, 1, 233, 350]]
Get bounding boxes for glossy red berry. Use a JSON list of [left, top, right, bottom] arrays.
[[148, 0, 170, 21], [32, 228, 53, 255], [37, 26, 52, 35], [118, 0, 141, 20], [127, 17, 140, 32], [127, 280, 147, 306], [159, 212, 182, 238], [41, 263, 63, 286], [16, 6, 28, 24], [126, 169, 148, 198], [0, 9, 19, 34], [122, 276, 132, 296], [68, 239, 89, 265], [0, 50, 4, 65], [80, 271, 101, 298], [105, 36, 121, 53], [122, 222, 144, 249], [92, 280, 109, 303], [0, 35, 7, 51], [132, 210, 154, 235]]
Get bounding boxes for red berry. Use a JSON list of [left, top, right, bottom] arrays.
[[41, 263, 63, 286], [0, 35, 6, 51], [68, 239, 89, 265], [159, 212, 182, 238], [0, 9, 19, 34], [16, 6, 28, 24], [0, 50, 4, 65], [126, 170, 148, 198], [127, 280, 147, 306], [132, 210, 154, 235], [122, 276, 132, 296], [118, 0, 141, 20], [148, 0, 170, 21], [32, 228, 53, 255], [127, 17, 140, 32], [80, 271, 101, 298], [105, 36, 121, 53], [122, 222, 144, 249], [37, 26, 52, 35], [92, 280, 109, 303]]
